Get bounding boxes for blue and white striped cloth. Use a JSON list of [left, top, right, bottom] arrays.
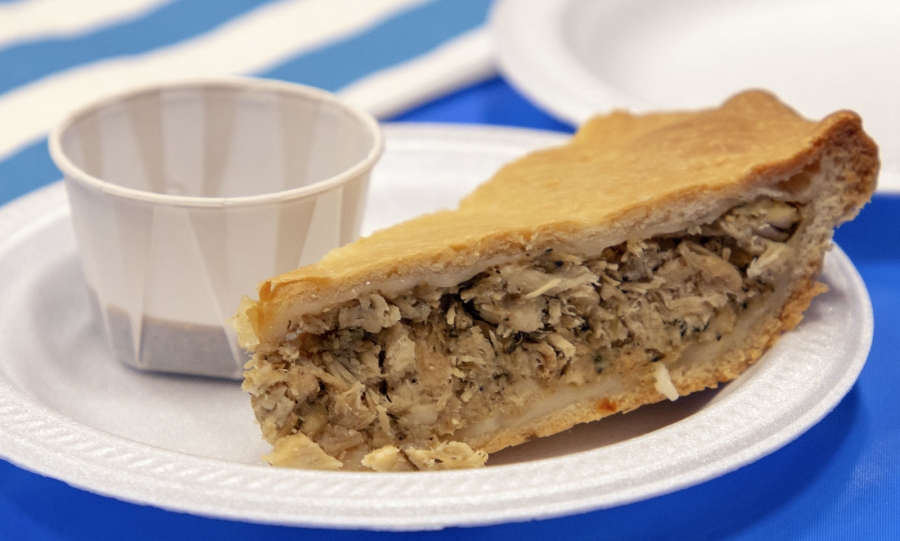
[[0, 0, 496, 205]]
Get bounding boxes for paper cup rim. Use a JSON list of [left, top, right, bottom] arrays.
[[48, 77, 384, 209]]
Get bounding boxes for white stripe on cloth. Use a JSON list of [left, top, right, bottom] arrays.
[[339, 27, 495, 119], [0, 0, 175, 49], [0, 0, 431, 162]]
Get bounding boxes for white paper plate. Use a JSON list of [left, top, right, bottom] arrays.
[[491, 0, 900, 192], [0, 124, 873, 530]]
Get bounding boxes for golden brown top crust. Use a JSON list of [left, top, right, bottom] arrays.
[[238, 90, 878, 350]]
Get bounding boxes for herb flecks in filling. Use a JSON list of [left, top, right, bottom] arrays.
[[243, 198, 801, 470]]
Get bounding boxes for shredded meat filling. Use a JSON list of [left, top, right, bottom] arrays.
[[243, 197, 802, 470]]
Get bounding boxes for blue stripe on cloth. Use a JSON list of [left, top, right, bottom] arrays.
[[258, 0, 492, 91], [0, 138, 55, 205], [0, 0, 276, 95]]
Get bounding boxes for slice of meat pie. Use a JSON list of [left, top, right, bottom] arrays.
[[234, 91, 878, 471]]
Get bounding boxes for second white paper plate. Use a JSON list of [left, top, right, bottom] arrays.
[[492, 0, 900, 192]]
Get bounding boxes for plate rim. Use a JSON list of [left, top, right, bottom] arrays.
[[0, 123, 874, 530]]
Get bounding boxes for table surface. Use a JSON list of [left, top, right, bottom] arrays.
[[1, 1, 898, 539]]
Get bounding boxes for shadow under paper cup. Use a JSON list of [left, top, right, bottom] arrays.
[[49, 78, 384, 379]]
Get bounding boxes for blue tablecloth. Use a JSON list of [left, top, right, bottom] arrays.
[[1, 1, 898, 539]]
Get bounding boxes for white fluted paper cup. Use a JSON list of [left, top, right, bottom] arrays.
[[49, 78, 383, 379]]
